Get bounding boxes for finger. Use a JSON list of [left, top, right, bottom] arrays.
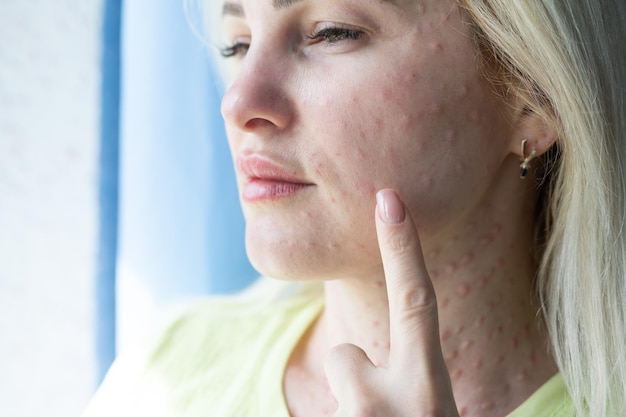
[[324, 343, 375, 404], [375, 189, 441, 365]]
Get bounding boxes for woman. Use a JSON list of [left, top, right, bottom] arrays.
[[84, 0, 626, 416]]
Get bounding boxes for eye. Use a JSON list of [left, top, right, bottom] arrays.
[[220, 41, 250, 58], [307, 26, 364, 44]]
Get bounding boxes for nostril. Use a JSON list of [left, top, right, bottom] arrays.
[[244, 118, 274, 131]]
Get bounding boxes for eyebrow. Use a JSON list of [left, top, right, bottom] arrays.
[[222, 2, 244, 17], [273, 0, 305, 9], [222, 0, 303, 17]]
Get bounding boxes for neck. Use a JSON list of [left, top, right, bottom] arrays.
[[286, 174, 557, 417]]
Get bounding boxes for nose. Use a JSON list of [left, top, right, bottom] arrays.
[[221, 51, 293, 132]]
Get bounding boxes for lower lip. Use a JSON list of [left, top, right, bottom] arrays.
[[242, 179, 312, 202]]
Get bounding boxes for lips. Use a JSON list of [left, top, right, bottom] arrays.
[[236, 155, 314, 202]]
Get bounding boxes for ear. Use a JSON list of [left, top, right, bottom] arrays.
[[508, 107, 558, 159]]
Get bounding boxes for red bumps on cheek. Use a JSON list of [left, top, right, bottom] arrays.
[[457, 282, 471, 298]]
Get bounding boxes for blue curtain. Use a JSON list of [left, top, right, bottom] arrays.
[[97, 0, 257, 383], [97, 0, 121, 383]]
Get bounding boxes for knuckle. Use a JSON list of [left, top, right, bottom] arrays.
[[393, 283, 439, 329], [398, 282, 437, 312], [384, 229, 415, 254], [327, 343, 370, 373]]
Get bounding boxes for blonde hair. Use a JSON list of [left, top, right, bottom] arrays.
[[200, 0, 626, 414], [459, 1, 626, 415]]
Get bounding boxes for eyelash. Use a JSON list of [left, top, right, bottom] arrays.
[[307, 26, 364, 44], [220, 26, 364, 58], [220, 42, 249, 58]]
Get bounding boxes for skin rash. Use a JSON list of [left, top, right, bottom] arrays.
[[220, 0, 558, 416]]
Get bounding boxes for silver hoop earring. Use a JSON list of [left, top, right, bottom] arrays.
[[520, 139, 537, 179]]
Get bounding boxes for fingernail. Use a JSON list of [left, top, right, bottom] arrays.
[[376, 189, 405, 224]]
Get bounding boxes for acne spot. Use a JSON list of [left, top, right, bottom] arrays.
[[529, 350, 537, 364], [429, 42, 444, 53], [511, 337, 519, 349], [475, 315, 485, 328], [456, 283, 471, 298], [458, 85, 470, 98], [452, 368, 463, 380], [461, 339, 474, 350], [496, 355, 505, 364], [372, 340, 380, 348], [420, 176, 434, 191], [481, 401, 496, 411], [504, 383, 511, 393], [445, 350, 458, 361], [430, 103, 444, 115], [439, 297, 449, 309], [456, 325, 465, 335], [467, 109, 480, 123], [375, 280, 384, 288], [459, 252, 474, 266], [444, 130, 458, 145], [459, 406, 468, 417], [381, 88, 392, 101], [445, 262, 458, 274], [517, 369, 529, 381], [473, 359, 483, 369], [480, 234, 494, 246], [440, 328, 452, 342], [477, 275, 490, 288], [372, 320, 380, 327], [523, 322, 531, 336], [507, 314, 516, 324]]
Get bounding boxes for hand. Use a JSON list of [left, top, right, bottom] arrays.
[[324, 189, 459, 417]]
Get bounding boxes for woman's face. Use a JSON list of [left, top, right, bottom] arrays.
[[221, 0, 515, 280]]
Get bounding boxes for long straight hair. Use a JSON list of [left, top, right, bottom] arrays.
[[460, 1, 626, 415]]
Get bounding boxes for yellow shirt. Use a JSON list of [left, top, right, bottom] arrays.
[[83, 282, 573, 417]]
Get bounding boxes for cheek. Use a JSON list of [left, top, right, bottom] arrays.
[[311, 70, 507, 231]]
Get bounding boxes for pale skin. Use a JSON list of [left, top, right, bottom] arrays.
[[220, 0, 558, 416]]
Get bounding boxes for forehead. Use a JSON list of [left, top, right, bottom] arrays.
[[221, 0, 405, 17]]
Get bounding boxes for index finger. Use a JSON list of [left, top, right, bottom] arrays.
[[375, 189, 441, 366]]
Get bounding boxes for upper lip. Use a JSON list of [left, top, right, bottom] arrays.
[[236, 154, 313, 184]]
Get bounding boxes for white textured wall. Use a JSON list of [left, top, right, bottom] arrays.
[[0, 1, 103, 416]]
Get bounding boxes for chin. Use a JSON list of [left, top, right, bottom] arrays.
[[245, 235, 382, 283], [246, 238, 326, 281]]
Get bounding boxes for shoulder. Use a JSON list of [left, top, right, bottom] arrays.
[[148, 279, 323, 367], [82, 279, 323, 417], [507, 374, 575, 417]]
